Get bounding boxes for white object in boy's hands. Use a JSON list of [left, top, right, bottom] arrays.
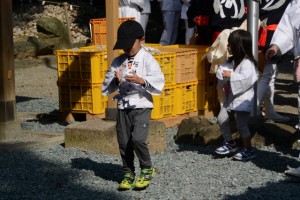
[[120, 68, 134, 81]]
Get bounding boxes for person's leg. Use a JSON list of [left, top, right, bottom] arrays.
[[170, 11, 180, 44], [116, 109, 135, 174], [235, 111, 252, 149], [130, 108, 152, 169], [184, 19, 194, 45], [294, 59, 300, 129], [116, 109, 136, 190], [215, 107, 238, 155], [257, 63, 290, 122], [140, 13, 149, 32], [217, 107, 232, 142], [257, 63, 275, 113], [160, 11, 176, 45], [233, 111, 255, 161], [130, 108, 156, 189], [295, 83, 300, 129]]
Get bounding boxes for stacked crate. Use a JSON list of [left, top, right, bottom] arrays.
[[55, 46, 108, 114], [164, 45, 219, 112], [149, 50, 177, 119], [90, 18, 135, 45], [146, 46, 199, 119]]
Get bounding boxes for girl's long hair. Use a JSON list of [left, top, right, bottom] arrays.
[[228, 29, 257, 68]]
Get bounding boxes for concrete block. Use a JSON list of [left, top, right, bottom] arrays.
[[64, 119, 167, 155]]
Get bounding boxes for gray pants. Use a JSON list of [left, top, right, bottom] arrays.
[[159, 10, 180, 45], [217, 107, 251, 142], [116, 108, 152, 174]]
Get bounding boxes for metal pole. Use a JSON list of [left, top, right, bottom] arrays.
[[63, 2, 72, 46], [247, 0, 259, 116]]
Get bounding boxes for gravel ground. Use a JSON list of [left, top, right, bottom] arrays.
[[0, 56, 300, 200]]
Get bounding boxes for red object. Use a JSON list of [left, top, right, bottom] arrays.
[[195, 16, 209, 26], [258, 24, 277, 47], [212, 31, 221, 42]]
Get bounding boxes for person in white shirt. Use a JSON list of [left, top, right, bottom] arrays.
[[264, 0, 300, 178], [102, 20, 165, 190], [119, 0, 144, 24]]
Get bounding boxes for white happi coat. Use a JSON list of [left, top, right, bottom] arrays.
[[270, 0, 300, 57], [102, 47, 165, 109], [218, 59, 258, 112], [119, 0, 144, 23]]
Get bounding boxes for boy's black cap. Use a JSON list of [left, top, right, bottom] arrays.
[[113, 20, 144, 50]]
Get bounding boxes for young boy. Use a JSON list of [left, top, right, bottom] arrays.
[[102, 20, 165, 190]]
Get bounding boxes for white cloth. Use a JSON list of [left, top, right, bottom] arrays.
[[216, 63, 233, 82], [119, 0, 144, 24], [202, 20, 248, 74], [270, 0, 300, 57], [220, 59, 258, 112], [102, 47, 165, 109]]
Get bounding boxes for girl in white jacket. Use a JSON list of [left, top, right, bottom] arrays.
[[215, 29, 259, 161]]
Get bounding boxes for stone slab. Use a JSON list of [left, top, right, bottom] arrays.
[[64, 119, 167, 155]]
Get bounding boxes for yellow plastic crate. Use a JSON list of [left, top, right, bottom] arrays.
[[55, 48, 107, 83], [90, 17, 135, 45], [151, 85, 176, 119], [153, 52, 176, 86], [165, 44, 209, 81], [175, 81, 198, 114], [58, 82, 108, 114], [142, 43, 162, 48], [158, 47, 198, 83]]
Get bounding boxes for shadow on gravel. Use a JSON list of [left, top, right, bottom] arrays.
[[71, 158, 123, 183], [16, 96, 40, 103], [250, 148, 299, 173], [0, 150, 130, 200], [176, 143, 219, 157], [224, 178, 300, 200]]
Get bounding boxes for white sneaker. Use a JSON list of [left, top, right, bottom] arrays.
[[284, 166, 300, 178], [295, 123, 300, 130], [265, 112, 290, 123]]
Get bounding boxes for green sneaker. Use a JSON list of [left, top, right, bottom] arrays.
[[118, 172, 135, 190], [134, 167, 156, 190]]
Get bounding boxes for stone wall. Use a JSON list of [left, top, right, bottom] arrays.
[[13, 1, 105, 44]]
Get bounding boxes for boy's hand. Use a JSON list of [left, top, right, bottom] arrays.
[[125, 71, 145, 85]]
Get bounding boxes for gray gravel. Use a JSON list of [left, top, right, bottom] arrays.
[[1, 57, 299, 200]]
